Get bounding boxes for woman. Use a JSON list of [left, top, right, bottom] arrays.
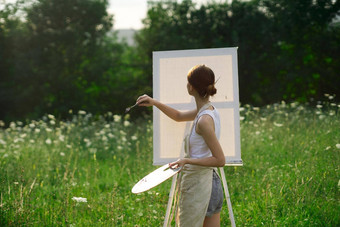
[[137, 64, 225, 227]]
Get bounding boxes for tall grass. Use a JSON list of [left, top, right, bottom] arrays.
[[0, 98, 339, 226]]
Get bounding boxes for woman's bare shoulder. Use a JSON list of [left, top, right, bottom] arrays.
[[196, 114, 214, 134]]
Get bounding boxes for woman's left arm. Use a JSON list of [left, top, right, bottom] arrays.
[[170, 115, 225, 168]]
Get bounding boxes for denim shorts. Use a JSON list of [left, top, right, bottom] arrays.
[[206, 170, 224, 217]]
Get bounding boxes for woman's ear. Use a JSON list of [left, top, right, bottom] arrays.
[[187, 83, 194, 94]]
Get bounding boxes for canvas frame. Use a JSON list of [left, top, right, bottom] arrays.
[[153, 47, 242, 166]]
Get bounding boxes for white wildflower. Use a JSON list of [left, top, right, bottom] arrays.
[[13, 138, 20, 143], [35, 128, 40, 133], [105, 124, 110, 128], [108, 133, 114, 138], [30, 139, 35, 143], [20, 133, 27, 138], [48, 114, 55, 120], [131, 135, 138, 141], [316, 104, 322, 109], [119, 130, 126, 136], [328, 95, 334, 100], [290, 102, 298, 108], [253, 107, 260, 111], [59, 135, 65, 142], [336, 144, 340, 149], [0, 139, 6, 145], [102, 136, 108, 142], [9, 122, 16, 129], [124, 121, 130, 127], [86, 141, 92, 147], [50, 120, 56, 125], [274, 122, 283, 127], [0, 120, 4, 127], [113, 115, 121, 122], [29, 123, 35, 128], [255, 131, 260, 135], [239, 107, 245, 112], [72, 197, 87, 203], [117, 145, 123, 150], [325, 146, 331, 150], [46, 128, 52, 132], [66, 144, 72, 149], [84, 138, 90, 143], [60, 152, 65, 156], [45, 139, 52, 145], [99, 129, 105, 135], [78, 110, 86, 115], [281, 100, 286, 107], [240, 116, 245, 121]]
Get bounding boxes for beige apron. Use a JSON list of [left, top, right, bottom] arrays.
[[175, 103, 214, 227]]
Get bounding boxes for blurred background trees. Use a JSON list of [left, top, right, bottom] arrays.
[[0, 0, 339, 122], [136, 0, 340, 104]]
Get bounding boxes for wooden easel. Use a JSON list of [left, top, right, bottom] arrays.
[[163, 163, 242, 227]]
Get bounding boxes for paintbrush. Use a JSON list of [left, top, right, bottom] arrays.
[[125, 102, 140, 113]]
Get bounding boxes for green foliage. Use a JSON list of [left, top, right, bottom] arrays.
[[1, 0, 339, 122], [136, 0, 340, 105], [0, 0, 146, 123], [0, 101, 339, 225]]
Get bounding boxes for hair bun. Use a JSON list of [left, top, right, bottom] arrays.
[[206, 84, 217, 96]]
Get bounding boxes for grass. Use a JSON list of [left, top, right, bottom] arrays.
[[0, 98, 339, 226]]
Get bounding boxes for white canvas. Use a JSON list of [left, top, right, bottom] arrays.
[[153, 48, 242, 166]]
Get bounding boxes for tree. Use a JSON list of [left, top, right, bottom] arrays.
[[0, 0, 141, 122], [23, 0, 114, 116], [260, 0, 340, 101], [135, 0, 340, 105], [0, 2, 29, 121]]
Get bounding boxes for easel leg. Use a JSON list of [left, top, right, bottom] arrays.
[[219, 167, 236, 227], [163, 175, 177, 227]]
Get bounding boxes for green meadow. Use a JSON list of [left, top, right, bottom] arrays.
[[0, 99, 339, 226]]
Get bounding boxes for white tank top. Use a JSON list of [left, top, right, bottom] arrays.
[[189, 105, 221, 159]]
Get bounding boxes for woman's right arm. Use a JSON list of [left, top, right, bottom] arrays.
[[136, 94, 197, 122]]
